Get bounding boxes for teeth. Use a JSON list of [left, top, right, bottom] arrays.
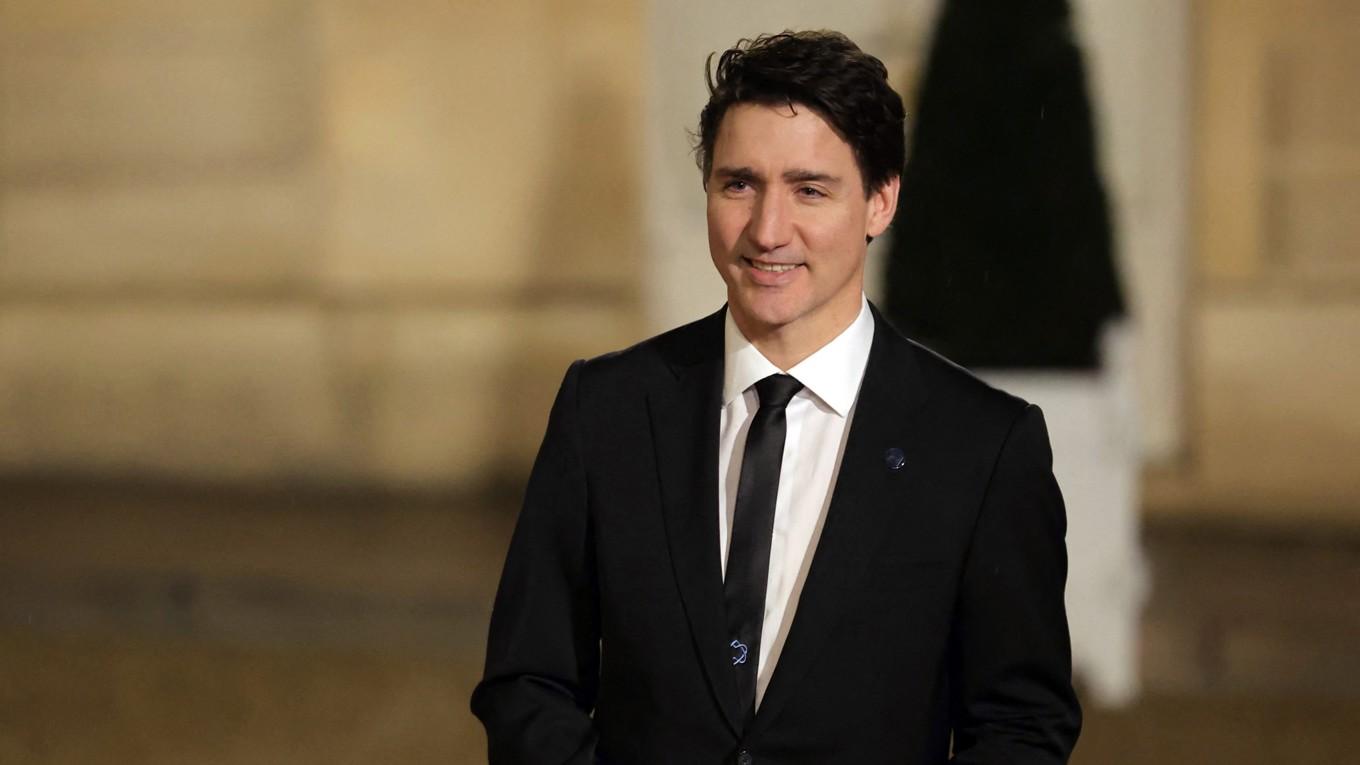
[[751, 261, 798, 273]]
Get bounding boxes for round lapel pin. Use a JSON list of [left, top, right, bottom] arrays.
[[884, 447, 906, 471]]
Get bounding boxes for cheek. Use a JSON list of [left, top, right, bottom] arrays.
[[706, 220, 729, 260], [706, 222, 736, 272], [706, 208, 746, 254], [802, 217, 857, 257], [794, 221, 848, 257]]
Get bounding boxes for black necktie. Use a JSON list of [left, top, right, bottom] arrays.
[[724, 372, 803, 719]]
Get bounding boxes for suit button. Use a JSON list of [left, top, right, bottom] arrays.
[[736, 750, 753, 765]]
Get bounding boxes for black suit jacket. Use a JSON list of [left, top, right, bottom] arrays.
[[472, 305, 1080, 764]]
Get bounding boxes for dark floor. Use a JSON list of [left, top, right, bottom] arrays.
[[2, 480, 1358, 763]]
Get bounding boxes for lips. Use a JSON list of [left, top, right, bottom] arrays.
[[742, 256, 803, 271], [741, 256, 803, 285]]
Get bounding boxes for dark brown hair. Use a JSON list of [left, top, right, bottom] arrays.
[[696, 30, 906, 196]]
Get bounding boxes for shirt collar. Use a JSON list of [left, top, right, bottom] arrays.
[[721, 295, 875, 417]]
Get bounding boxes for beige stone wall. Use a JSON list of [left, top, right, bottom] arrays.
[[1153, 0, 1360, 524], [0, 0, 644, 488]]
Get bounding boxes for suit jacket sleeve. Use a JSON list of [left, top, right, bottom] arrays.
[[949, 404, 1082, 763], [471, 360, 601, 764]]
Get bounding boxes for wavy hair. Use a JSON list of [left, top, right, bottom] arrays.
[[695, 30, 906, 196]]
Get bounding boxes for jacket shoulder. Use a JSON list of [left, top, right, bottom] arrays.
[[878, 316, 1032, 430], [566, 306, 724, 394]]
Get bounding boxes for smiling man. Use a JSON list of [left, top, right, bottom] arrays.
[[473, 31, 1081, 764], [706, 99, 898, 370]]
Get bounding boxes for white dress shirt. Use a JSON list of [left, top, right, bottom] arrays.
[[718, 295, 875, 708]]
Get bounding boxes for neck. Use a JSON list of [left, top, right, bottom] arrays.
[[730, 297, 863, 371]]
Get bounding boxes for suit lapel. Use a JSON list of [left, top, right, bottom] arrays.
[[750, 308, 931, 733], [647, 308, 745, 735]]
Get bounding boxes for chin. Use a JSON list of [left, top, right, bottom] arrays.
[[730, 292, 808, 332]]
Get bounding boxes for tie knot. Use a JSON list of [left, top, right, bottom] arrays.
[[754, 374, 803, 410]]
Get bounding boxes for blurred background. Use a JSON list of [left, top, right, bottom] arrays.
[[1, 0, 1357, 762]]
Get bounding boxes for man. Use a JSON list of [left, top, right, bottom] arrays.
[[472, 30, 1081, 764]]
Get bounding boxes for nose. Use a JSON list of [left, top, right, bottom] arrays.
[[747, 190, 792, 252]]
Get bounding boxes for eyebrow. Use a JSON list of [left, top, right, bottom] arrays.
[[712, 166, 758, 182], [712, 166, 842, 186], [784, 169, 841, 186]]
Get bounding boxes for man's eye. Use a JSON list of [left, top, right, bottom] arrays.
[[725, 180, 749, 192], [798, 186, 826, 198]]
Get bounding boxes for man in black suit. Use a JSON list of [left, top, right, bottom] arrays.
[[472, 30, 1081, 764]]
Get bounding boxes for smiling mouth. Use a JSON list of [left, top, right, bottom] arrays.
[[743, 257, 802, 273]]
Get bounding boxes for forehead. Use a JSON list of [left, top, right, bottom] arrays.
[[712, 101, 858, 172]]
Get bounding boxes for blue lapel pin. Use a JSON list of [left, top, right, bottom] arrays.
[[884, 447, 906, 471], [730, 639, 749, 666]]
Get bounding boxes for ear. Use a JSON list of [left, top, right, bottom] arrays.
[[865, 175, 901, 239]]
